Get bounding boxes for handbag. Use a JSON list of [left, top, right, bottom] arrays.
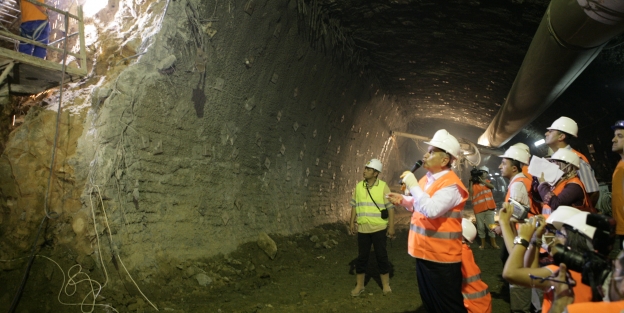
[[365, 181, 388, 220]]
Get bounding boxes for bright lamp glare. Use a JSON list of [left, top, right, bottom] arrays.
[[83, 1, 108, 17], [534, 139, 545, 147], [494, 173, 500, 176]]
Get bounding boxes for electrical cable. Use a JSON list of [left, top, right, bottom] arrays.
[[7, 10, 70, 313]]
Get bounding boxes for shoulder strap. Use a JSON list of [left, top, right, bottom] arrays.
[[364, 181, 382, 212]]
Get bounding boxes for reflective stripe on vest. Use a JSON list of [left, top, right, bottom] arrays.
[[409, 224, 462, 239], [463, 273, 481, 284], [354, 180, 389, 225], [408, 171, 467, 263], [463, 288, 489, 300]]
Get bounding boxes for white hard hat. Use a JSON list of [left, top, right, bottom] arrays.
[[512, 143, 530, 153], [365, 158, 383, 172], [479, 166, 489, 173], [462, 218, 477, 243], [424, 129, 461, 158], [546, 206, 582, 230], [562, 212, 596, 240], [547, 117, 578, 137], [498, 146, 531, 165], [549, 149, 580, 168]]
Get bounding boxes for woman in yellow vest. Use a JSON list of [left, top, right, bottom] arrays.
[[349, 158, 395, 297]]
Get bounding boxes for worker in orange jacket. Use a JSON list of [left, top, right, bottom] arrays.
[[461, 218, 492, 313], [387, 129, 468, 313], [19, 0, 50, 58]]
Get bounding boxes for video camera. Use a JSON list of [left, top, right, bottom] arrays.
[[551, 214, 616, 301], [470, 168, 484, 183]]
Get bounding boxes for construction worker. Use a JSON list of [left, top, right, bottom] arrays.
[[544, 117, 600, 206], [537, 149, 590, 215], [611, 120, 624, 252], [548, 250, 624, 312], [387, 129, 468, 313], [497, 145, 534, 313], [468, 166, 499, 250], [461, 218, 492, 313], [501, 209, 595, 312], [19, 0, 49, 59], [349, 158, 395, 297]]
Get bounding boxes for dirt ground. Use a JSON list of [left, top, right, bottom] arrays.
[[0, 209, 513, 313]]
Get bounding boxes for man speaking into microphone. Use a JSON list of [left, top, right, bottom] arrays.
[[386, 129, 468, 313]]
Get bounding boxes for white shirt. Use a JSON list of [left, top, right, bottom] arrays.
[[402, 169, 465, 219], [508, 172, 530, 206]]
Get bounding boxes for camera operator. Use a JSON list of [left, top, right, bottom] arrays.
[[501, 210, 597, 312], [468, 167, 499, 250], [548, 250, 624, 312]]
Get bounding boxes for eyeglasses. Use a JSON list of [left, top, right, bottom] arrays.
[[529, 274, 576, 286]]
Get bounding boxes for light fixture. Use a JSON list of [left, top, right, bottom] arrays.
[[494, 173, 500, 176], [534, 139, 545, 147]]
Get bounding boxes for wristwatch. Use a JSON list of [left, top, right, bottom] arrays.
[[513, 236, 530, 249]]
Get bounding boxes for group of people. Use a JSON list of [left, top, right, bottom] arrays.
[[348, 116, 624, 312]]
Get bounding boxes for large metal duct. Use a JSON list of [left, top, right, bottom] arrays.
[[478, 0, 624, 147]]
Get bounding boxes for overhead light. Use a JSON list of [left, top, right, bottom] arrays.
[[534, 139, 545, 147], [494, 173, 500, 176]]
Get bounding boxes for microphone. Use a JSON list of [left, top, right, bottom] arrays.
[[410, 160, 423, 173], [399, 160, 423, 185]]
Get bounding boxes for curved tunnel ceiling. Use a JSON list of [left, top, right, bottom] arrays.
[[313, 0, 624, 142]]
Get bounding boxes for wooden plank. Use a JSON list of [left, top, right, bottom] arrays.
[[77, 6, 86, 72], [0, 48, 86, 76], [22, 0, 80, 20], [10, 84, 44, 94], [0, 30, 82, 59], [0, 61, 13, 84]]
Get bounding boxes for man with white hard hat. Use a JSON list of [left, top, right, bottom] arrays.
[[497, 144, 536, 313], [544, 116, 599, 205], [349, 158, 395, 297], [386, 129, 469, 313]]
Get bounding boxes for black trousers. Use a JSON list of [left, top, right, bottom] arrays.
[[355, 229, 390, 274], [416, 258, 467, 313]]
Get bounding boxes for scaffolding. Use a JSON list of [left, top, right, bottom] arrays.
[[0, 0, 86, 95]]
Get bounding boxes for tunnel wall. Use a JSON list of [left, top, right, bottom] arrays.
[[0, 0, 409, 276]]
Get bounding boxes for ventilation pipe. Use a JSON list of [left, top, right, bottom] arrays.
[[478, 0, 624, 147]]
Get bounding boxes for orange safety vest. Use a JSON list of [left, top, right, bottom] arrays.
[[408, 171, 468, 263], [461, 244, 492, 313], [472, 183, 495, 214], [613, 160, 624, 236], [571, 148, 590, 164], [504, 175, 540, 218], [541, 265, 593, 313], [21, 0, 47, 22], [567, 300, 624, 312], [542, 177, 590, 216]]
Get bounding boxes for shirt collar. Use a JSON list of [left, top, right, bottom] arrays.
[[508, 172, 526, 187], [427, 169, 450, 182]]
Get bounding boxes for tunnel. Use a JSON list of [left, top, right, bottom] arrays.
[[1, 0, 623, 312]]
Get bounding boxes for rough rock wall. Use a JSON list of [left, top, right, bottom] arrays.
[[0, 0, 409, 277]]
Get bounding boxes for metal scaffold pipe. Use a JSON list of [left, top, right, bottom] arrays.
[[478, 0, 624, 147]]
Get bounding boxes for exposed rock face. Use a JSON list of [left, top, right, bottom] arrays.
[[0, 0, 409, 279]]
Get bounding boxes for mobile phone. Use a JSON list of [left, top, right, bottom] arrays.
[[508, 198, 530, 221]]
